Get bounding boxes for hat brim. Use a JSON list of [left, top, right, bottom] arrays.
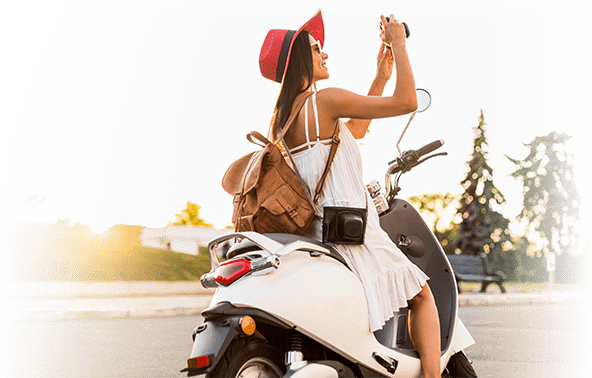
[[259, 9, 325, 84], [282, 9, 325, 83], [298, 9, 325, 49]]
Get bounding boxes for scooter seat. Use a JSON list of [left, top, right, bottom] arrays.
[[226, 233, 350, 269]]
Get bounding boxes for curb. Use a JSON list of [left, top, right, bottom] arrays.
[[4, 290, 590, 325], [7, 294, 214, 322], [12, 307, 206, 322], [6, 281, 214, 299], [457, 290, 587, 307]]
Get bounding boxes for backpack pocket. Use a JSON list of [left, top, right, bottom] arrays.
[[255, 184, 312, 234]]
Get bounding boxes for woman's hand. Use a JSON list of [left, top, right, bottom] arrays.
[[379, 14, 407, 49], [376, 43, 394, 81]]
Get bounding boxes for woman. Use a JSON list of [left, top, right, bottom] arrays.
[[259, 10, 441, 378]]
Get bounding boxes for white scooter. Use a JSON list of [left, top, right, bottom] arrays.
[[182, 90, 478, 378]]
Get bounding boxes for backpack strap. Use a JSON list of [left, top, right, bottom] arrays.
[[277, 91, 341, 205], [278, 132, 314, 204]]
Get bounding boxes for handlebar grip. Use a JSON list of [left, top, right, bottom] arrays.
[[416, 140, 444, 158]]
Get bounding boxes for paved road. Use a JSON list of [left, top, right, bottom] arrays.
[[4, 302, 589, 377], [461, 302, 589, 378], [5, 315, 198, 378]]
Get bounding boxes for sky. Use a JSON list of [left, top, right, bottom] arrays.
[[2, 0, 591, 248]]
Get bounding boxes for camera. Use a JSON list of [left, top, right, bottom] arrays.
[[322, 206, 367, 245], [381, 17, 411, 38]]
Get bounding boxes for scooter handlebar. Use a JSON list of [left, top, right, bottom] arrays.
[[416, 139, 445, 158]]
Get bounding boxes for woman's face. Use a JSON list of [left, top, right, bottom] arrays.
[[309, 35, 329, 82]]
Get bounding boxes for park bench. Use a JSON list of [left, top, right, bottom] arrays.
[[446, 252, 507, 293]]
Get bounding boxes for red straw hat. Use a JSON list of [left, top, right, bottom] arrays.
[[259, 9, 325, 83]]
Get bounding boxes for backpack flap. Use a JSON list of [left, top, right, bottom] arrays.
[[221, 151, 256, 195], [241, 148, 267, 194]]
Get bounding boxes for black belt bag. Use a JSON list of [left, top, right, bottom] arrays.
[[322, 206, 368, 245]]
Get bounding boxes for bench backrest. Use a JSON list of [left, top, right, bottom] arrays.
[[446, 254, 486, 275]]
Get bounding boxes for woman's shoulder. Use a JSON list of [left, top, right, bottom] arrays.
[[315, 87, 363, 121], [316, 87, 360, 107], [316, 87, 353, 98]]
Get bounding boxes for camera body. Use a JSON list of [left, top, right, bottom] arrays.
[[322, 206, 368, 245]]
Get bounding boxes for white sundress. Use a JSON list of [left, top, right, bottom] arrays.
[[288, 92, 430, 332]]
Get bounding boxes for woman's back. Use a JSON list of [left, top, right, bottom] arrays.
[[283, 89, 340, 152], [287, 92, 366, 215]]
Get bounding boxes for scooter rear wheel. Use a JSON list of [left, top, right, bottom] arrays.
[[206, 337, 285, 378]]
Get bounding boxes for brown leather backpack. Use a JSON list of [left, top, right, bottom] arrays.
[[222, 91, 340, 235]]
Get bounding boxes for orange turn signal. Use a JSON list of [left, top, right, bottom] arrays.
[[240, 316, 256, 336]]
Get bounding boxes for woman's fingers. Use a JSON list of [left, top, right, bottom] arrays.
[[377, 43, 392, 59], [380, 14, 406, 49], [380, 43, 394, 62]]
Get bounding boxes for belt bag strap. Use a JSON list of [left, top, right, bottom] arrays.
[[313, 125, 340, 204]]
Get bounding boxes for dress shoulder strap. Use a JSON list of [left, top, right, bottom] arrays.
[[311, 91, 320, 142], [302, 92, 320, 150], [288, 92, 334, 153]]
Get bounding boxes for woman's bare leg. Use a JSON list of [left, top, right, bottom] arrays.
[[407, 284, 441, 378]]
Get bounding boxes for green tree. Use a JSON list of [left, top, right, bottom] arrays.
[[509, 235, 544, 282], [173, 202, 213, 227], [454, 110, 514, 265], [407, 192, 461, 254], [506, 131, 581, 260]]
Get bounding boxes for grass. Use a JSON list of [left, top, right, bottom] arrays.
[[8, 222, 213, 282], [11, 244, 213, 282]]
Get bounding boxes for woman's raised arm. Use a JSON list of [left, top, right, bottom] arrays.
[[321, 16, 417, 139]]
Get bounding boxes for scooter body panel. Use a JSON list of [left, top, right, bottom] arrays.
[[213, 252, 372, 355], [193, 199, 475, 377], [210, 252, 426, 376]]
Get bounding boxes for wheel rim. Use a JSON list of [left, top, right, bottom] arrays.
[[235, 357, 283, 378]]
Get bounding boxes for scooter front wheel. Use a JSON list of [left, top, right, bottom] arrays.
[[442, 351, 478, 378], [206, 338, 285, 378]]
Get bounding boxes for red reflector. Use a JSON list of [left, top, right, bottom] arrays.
[[187, 354, 210, 369], [214, 258, 252, 285]]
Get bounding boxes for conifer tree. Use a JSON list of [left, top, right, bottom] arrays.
[[454, 111, 513, 262], [506, 131, 580, 258]]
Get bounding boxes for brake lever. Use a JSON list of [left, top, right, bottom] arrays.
[[414, 152, 448, 167]]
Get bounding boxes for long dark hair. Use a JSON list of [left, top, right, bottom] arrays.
[[270, 31, 314, 142]]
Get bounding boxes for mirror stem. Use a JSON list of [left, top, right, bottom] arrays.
[[396, 112, 416, 154]]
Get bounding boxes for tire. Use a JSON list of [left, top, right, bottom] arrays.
[[206, 338, 285, 378], [443, 351, 478, 378]]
